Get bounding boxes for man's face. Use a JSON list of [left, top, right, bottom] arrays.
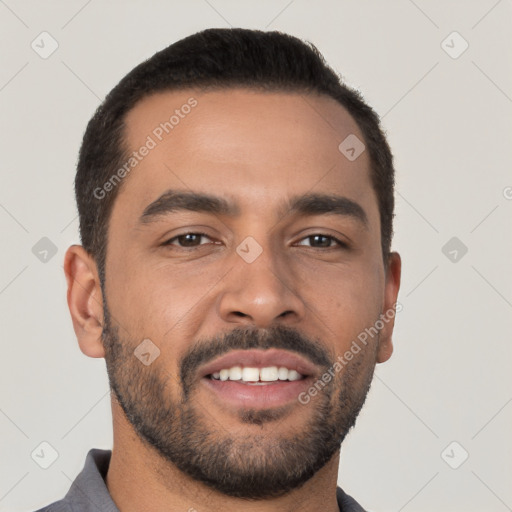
[[100, 89, 399, 498]]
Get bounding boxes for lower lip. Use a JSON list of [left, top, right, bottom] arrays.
[[201, 377, 312, 409]]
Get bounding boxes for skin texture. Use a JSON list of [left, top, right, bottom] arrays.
[[64, 88, 401, 512]]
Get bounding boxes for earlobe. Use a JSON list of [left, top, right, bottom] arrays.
[[376, 251, 402, 364], [376, 336, 393, 363], [64, 245, 106, 358]]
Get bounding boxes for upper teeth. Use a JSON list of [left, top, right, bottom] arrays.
[[211, 366, 303, 382]]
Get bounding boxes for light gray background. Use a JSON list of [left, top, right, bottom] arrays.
[[1, 1, 511, 511]]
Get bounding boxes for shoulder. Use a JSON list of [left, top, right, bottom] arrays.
[[31, 499, 70, 512], [29, 448, 114, 512], [336, 485, 368, 512]]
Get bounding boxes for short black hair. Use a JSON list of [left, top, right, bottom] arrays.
[[76, 28, 395, 283]]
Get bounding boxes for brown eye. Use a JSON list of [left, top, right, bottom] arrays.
[[296, 234, 347, 249], [163, 232, 211, 248]]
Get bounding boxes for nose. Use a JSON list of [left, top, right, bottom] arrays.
[[217, 245, 306, 328]]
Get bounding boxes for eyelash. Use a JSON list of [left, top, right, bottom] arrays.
[[162, 232, 348, 250]]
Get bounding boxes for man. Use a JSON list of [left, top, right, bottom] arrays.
[[35, 28, 401, 512]]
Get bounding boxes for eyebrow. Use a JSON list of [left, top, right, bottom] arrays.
[[139, 189, 368, 228]]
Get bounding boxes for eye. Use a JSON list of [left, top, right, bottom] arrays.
[[162, 232, 215, 248], [295, 234, 348, 249], [162, 232, 347, 250]]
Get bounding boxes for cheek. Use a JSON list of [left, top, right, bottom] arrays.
[[302, 262, 383, 351], [107, 241, 384, 353], [114, 260, 219, 339]]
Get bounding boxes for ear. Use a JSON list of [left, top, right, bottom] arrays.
[[376, 251, 401, 363], [63, 245, 105, 358]]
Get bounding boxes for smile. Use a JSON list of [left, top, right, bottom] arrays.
[[209, 365, 304, 383]]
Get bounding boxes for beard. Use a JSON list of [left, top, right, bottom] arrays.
[[101, 299, 377, 500]]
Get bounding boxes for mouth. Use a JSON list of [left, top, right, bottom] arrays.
[[198, 349, 319, 409]]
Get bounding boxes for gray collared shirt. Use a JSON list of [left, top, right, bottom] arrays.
[[32, 448, 366, 512]]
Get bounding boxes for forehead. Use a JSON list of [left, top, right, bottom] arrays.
[[115, 88, 375, 222]]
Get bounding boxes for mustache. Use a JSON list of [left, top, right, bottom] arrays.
[[180, 324, 332, 393]]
